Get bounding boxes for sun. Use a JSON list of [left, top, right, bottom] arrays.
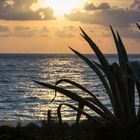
[[42, 0, 83, 15]]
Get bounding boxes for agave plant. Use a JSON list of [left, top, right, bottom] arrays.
[[34, 23, 140, 127]]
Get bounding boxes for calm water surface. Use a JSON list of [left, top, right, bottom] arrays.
[[0, 54, 140, 121]]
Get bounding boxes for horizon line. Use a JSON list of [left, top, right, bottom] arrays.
[[0, 53, 140, 55]]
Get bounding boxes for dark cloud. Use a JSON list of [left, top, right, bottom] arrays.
[[0, 25, 10, 32], [121, 28, 140, 40], [13, 26, 50, 37], [37, 8, 56, 20], [103, 27, 140, 40], [84, 3, 96, 10], [0, 25, 49, 38], [130, 0, 140, 10], [84, 2, 111, 11], [98, 3, 111, 10], [65, 9, 140, 28], [40, 26, 49, 37], [0, 0, 55, 20], [41, 26, 49, 32], [54, 25, 76, 38], [55, 30, 74, 38], [0, 25, 10, 37], [13, 26, 35, 37], [54, 26, 76, 38], [15, 26, 30, 31], [63, 25, 75, 30]]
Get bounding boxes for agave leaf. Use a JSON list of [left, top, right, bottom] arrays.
[[79, 27, 110, 72], [57, 104, 62, 125], [136, 81, 140, 120], [110, 27, 136, 121], [136, 23, 140, 30], [76, 102, 84, 124], [57, 103, 103, 125], [129, 61, 140, 84], [56, 79, 105, 105], [56, 79, 95, 98], [34, 80, 106, 119], [129, 61, 140, 117], [79, 28, 123, 119], [55, 79, 113, 117], [112, 29, 135, 114], [83, 97, 113, 124], [92, 59, 103, 71], [111, 63, 136, 122], [110, 26, 128, 73], [69, 48, 120, 116], [116, 29, 136, 121], [69, 47, 111, 95], [84, 97, 103, 108], [109, 64, 126, 121], [117, 32, 128, 62], [126, 64, 136, 120]]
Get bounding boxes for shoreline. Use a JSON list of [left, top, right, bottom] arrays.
[[0, 120, 75, 127]]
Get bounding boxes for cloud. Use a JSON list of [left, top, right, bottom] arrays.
[[0, 0, 55, 20], [130, 0, 140, 10], [13, 26, 35, 37], [13, 26, 50, 37], [65, 9, 140, 28], [55, 30, 74, 38], [121, 28, 140, 40], [84, 2, 111, 11], [14, 26, 30, 31], [0, 25, 10, 32], [84, 3, 96, 10], [37, 8, 56, 20], [0, 25, 10, 37], [0, 25, 49, 37], [39, 26, 49, 37], [103, 27, 140, 40], [63, 25, 75, 30], [55, 26, 76, 38]]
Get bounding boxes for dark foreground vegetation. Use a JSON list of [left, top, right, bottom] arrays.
[[0, 24, 140, 140], [34, 24, 140, 140], [1, 119, 140, 140]]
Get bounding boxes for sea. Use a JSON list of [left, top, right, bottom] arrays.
[[0, 54, 140, 122]]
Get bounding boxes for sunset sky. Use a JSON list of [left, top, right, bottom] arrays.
[[0, 0, 140, 54]]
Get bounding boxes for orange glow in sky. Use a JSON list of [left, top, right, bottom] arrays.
[[0, 0, 139, 54]]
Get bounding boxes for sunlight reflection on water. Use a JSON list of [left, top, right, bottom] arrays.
[[0, 54, 140, 121]]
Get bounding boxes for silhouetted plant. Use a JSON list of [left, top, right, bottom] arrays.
[[34, 23, 140, 129]]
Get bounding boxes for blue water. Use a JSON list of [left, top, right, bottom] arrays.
[[0, 54, 140, 121]]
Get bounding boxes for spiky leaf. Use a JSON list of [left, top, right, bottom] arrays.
[[136, 23, 140, 30], [34, 80, 106, 119], [57, 103, 102, 125], [55, 79, 113, 117]]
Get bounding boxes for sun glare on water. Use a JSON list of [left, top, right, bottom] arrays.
[[42, 0, 83, 15]]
